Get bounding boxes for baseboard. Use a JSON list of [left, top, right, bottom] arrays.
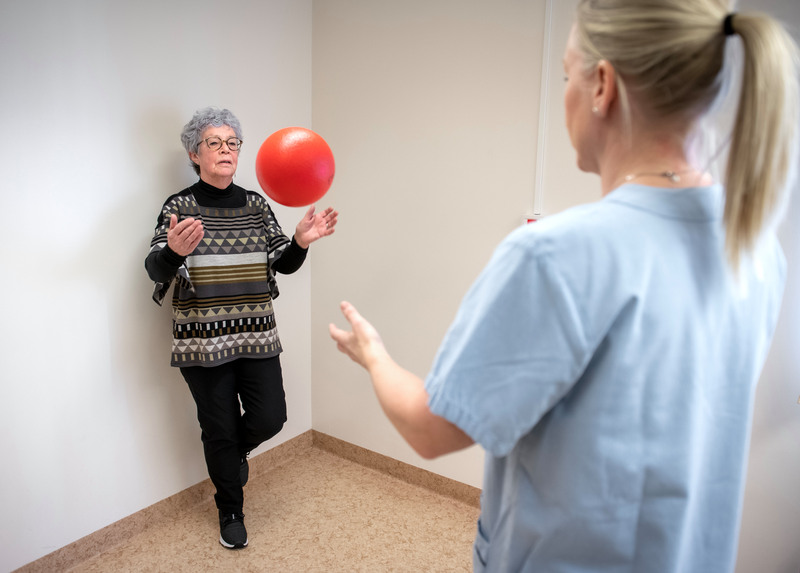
[[16, 430, 479, 572], [311, 430, 480, 508]]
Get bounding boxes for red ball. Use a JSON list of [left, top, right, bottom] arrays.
[[255, 127, 335, 207]]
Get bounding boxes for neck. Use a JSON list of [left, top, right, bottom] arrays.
[[591, 103, 714, 194], [598, 129, 706, 194], [200, 175, 234, 190]]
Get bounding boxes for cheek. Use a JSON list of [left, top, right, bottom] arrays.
[[563, 87, 594, 171], [564, 86, 579, 141]]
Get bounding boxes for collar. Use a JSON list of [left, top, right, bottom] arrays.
[[605, 183, 724, 222]]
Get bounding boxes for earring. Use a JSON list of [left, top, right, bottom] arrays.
[[592, 106, 600, 115]]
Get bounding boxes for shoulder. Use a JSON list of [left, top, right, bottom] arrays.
[[500, 200, 624, 267], [244, 189, 281, 219], [244, 188, 271, 207], [501, 185, 695, 265], [485, 198, 658, 321], [244, 188, 266, 202], [153, 188, 197, 226], [160, 187, 195, 210]]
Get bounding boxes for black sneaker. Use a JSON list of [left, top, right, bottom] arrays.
[[240, 453, 249, 487], [219, 511, 248, 549]]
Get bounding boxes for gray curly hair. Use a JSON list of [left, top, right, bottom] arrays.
[[180, 107, 244, 175]]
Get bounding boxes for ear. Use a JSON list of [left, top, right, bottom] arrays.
[[189, 151, 199, 165], [592, 59, 617, 117]]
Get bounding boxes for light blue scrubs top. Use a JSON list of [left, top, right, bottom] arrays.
[[425, 184, 785, 572]]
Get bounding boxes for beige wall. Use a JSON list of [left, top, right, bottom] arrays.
[[310, 0, 548, 486]]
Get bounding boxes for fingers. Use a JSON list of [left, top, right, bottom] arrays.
[[339, 300, 361, 326], [175, 220, 203, 243], [186, 224, 205, 250], [323, 208, 339, 234], [329, 302, 360, 348], [328, 325, 347, 350], [169, 215, 200, 234], [328, 320, 346, 340], [167, 215, 204, 255], [330, 301, 386, 369], [328, 321, 358, 363], [340, 301, 376, 343], [329, 301, 357, 340]]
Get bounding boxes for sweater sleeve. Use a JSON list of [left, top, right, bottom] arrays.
[[144, 243, 186, 283], [271, 237, 308, 274], [145, 193, 195, 305]]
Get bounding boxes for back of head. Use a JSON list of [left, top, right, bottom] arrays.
[[575, 0, 800, 271]]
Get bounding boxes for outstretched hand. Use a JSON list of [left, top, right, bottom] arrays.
[[167, 214, 204, 256], [329, 301, 389, 372], [328, 300, 475, 459], [295, 205, 338, 249]]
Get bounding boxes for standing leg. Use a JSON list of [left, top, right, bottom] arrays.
[[180, 362, 244, 515]]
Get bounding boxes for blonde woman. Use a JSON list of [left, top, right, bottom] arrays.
[[330, 1, 798, 571]]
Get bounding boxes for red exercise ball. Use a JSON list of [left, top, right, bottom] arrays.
[[255, 127, 335, 207]]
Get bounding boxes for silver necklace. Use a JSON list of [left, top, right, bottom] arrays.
[[623, 170, 683, 184]]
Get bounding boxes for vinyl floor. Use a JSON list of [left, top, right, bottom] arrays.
[[65, 446, 480, 572]]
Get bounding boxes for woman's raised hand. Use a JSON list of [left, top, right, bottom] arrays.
[[294, 205, 338, 249], [167, 214, 204, 256]]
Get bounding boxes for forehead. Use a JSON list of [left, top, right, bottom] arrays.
[[201, 124, 236, 138]]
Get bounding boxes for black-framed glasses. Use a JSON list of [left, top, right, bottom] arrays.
[[202, 136, 243, 151]]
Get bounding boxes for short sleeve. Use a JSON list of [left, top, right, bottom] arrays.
[[425, 232, 591, 457]]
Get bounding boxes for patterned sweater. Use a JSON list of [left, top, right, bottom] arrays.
[[145, 180, 306, 367]]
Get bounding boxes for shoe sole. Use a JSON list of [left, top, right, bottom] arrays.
[[219, 535, 248, 549]]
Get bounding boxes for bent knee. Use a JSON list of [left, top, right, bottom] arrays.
[[252, 417, 286, 443]]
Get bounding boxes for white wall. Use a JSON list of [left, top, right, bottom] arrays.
[[311, 1, 800, 571], [0, 1, 313, 570]]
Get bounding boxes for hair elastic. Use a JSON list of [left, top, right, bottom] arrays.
[[723, 13, 736, 36]]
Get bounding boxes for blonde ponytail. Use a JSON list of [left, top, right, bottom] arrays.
[[575, 1, 800, 270], [723, 13, 799, 270]]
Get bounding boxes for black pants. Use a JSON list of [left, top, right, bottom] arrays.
[[180, 356, 287, 513]]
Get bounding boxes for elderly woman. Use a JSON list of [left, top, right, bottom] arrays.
[[145, 107, 337, 550]]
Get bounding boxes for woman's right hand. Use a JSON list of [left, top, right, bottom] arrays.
[[167, 214, 204, 256], [329, 301, 390, 372]]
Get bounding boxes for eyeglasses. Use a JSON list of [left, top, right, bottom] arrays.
[[202, 136, 243, 151]]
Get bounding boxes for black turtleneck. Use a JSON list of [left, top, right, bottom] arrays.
[[144, 179, 308, 283]]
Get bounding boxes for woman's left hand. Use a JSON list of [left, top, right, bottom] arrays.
[[294, 205, 338, 248]]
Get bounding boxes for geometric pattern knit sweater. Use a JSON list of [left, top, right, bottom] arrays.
[[147, 181, 297, 368]]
